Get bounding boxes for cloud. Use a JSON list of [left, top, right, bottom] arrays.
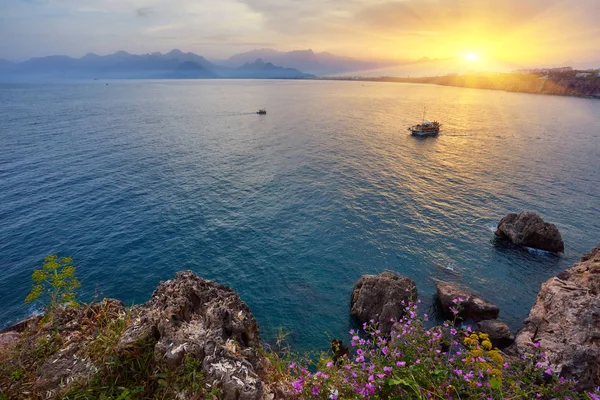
[[0, 0, 598, 64], [135, 7, 153, 17]]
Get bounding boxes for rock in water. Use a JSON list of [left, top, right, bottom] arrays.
[[436, 282, 499, 321], [350, 272, 417, 334], [117, 271, 263, 400], [496, 211, 564, 253], [476, 319, 514, 349], [515, 244, 600, 390]]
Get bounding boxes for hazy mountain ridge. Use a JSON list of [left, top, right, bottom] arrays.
[[0, 49, 314, 80], [218, 48, 388, 75]]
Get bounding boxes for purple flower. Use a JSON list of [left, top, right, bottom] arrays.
[[396, 361, 406, 367], [383, 366, 393, 374], [545, 368, 553, 375], [533, 342, 541, 348], [291, 378, 304, 394], [450, 328, 457, 336], [312, 386, 320, 396]]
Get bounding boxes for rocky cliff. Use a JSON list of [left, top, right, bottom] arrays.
[[515, 244, 600, 390]]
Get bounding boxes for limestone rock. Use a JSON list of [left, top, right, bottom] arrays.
[[350, 272, 417, 334], [496, 211, 564, 253], [117, 271, 263, 400], [515, 244, 600, 390], [476, 319, 514, 349], [436, 282, 499, 321]]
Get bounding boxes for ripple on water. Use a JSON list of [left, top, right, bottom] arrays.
[[0, 80, 599, 350]]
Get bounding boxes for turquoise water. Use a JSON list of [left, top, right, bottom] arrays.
[[1, 80, 599, 350]]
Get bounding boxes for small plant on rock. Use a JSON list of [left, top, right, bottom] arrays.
[[25, 255, 81, 314]]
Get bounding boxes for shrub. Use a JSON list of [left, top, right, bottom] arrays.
[[288, 299, 600, 399], [25, 255, 81, 313]]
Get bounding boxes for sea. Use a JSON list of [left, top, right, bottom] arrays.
[[1, 79, 599, 351]]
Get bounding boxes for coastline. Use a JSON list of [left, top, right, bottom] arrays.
[[316, 73, 600, 100]]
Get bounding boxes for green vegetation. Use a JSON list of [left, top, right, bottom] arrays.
[[25, 255, 81, 314], [283, 300, 600, 399]]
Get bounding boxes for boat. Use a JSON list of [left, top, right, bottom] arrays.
[[257, 109, 267, 115], [408, 121, 441, 136], [408, 108, 441, 136]]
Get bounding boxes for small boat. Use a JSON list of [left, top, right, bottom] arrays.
[[408, 108, 441, 136], [408, 121, 441, 136], [257, 109, 267, 115]]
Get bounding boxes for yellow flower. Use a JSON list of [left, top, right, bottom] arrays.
[[482, 340, 493, 350]]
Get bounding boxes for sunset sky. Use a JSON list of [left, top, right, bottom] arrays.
[[1, 0, 599, 67]]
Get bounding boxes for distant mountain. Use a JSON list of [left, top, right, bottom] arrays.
[[219, 49, 386, 75], [161, 61, 218, 79], [0, 50, 314, 80], [223, 59, 313, 79], [0, 59, 15, 73]]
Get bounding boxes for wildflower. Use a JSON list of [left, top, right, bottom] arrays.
[[329, 389, 339, 400], [454, 369, 463, 376], [450, 328, 457, 336], [533, 342, 541, 348], [396, 361, 406, 367], [288, 362, 296, 369], [312, 386, 320, 396], [383, 366, 393, 374], [545, 368, 553, 375], [291, 378, 304, 394], [326, 361, 333, 367]]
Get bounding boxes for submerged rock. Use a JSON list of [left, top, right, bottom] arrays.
[[436, 282, 499, 321], [117, 271, 263, 400], [476, 319, 514, 349], [515, 244, 600, 390], [496, 211, 564, 253], [350, 272, 417, 334]]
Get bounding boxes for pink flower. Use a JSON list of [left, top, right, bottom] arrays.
[[545, 368, 553, 375], [533, 342, 541, 348], [396, 361, 406, 367]]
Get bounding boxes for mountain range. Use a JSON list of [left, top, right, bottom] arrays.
[[0, 49, 316, 80], [215, 48, 388, 75]]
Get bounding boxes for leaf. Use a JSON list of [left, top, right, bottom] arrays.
[[389, 378, 413, 387], [489, 377, 502, 390]]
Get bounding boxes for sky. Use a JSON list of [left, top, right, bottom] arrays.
[[1, 0, 599, 67]]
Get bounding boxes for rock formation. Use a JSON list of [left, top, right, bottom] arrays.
[[515, 244, 600, 390], [117, 271, 264, 400], [436, 282, 499, 321], [496, 211, 564, 253], [350, 272, 417, 334], [476, 319, 514, 349]]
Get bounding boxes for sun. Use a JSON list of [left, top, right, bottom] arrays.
[[464, 53, 479, 62]]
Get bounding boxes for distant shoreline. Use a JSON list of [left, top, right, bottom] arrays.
[[315, 72, 600, 100]]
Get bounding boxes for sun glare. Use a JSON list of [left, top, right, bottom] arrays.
[[464, 53, 479, 62]]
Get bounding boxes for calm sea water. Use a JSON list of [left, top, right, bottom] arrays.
[[1, 80, 599, 350]]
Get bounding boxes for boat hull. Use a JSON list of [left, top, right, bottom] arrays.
[[409, 129, 439, 136]]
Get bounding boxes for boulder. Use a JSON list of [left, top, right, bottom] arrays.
[[496, 211, 564, 253], [476, 319, 514, 349], [515, 244, 600, 390], [117, 271, 263, 400], [350, 272, 417, 334], [436, 282, 499, 321]]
